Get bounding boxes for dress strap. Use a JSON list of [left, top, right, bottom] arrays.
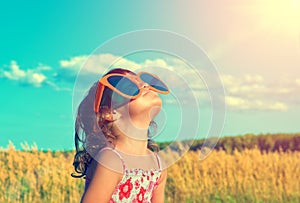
[[99, 147, 126, 172], [154, 153, 162, 170]]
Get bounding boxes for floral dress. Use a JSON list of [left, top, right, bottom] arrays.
[[84, 147, 162, 203]]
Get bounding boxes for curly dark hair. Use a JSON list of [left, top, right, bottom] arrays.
[[71, 68, 159, 178]]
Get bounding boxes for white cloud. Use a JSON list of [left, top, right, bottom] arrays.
[[2, 61, 47, 87], [221, 73, 300, 111], [244, 74, 264, 84], [3, 61, 26, 79], [60, 56, 89, 69], [27, 72, 46, 86], [141, 59, 173, 71], [37, 63, 52, 71], [59, 54, 140, 74], [226, 96, 288, 111], [57, 54, 141, 81], [221, 74, 264, 88]]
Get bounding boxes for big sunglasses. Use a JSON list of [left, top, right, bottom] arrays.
[[94, 72, 170, 112]]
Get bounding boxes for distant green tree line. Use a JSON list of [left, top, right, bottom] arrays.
[[158, 133, 300, 153]]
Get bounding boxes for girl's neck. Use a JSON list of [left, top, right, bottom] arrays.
[[113, 111, 152, 155], [114, 117, 150, 141], [115, 136, 150, 155]]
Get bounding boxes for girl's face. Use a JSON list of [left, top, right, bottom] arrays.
[[129, 73, 162, 118], [117, 73, 162, 124]]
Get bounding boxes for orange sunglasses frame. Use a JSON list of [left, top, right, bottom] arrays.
[[94, 72, 170, 112]]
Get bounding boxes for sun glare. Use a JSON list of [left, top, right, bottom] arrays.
[[291, 0, 300, 10], [254, 0, 300, 35]]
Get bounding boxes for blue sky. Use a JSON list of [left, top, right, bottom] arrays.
[[1, 1, 300, 150]]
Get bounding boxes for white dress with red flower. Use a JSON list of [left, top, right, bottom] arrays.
[[84, 147, 162, 203]]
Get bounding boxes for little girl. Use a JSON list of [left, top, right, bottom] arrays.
[[72, 68, 169, 203]]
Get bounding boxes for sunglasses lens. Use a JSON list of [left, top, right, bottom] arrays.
[[140, 73, 168, 92], [107, 75, 139, 96]]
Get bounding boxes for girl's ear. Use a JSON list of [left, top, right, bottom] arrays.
[[98, 106, 120, 122], [112, 109, 121, 120]]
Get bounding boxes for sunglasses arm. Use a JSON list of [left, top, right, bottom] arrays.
[[94, 82, 105, 113]]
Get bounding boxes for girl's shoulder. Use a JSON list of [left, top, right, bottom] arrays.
[[94, 147, 125, 174]]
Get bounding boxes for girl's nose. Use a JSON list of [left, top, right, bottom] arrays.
[[141, 83, 149, 89]]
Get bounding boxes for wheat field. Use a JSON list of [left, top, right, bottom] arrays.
[[1, 145, 299, 203]]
